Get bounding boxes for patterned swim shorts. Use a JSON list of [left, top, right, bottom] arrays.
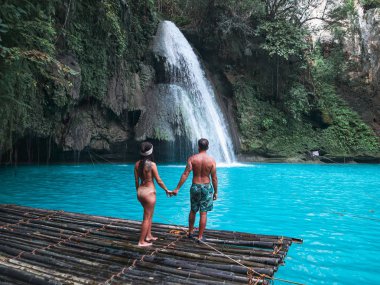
[[190, 183, 214, 212]]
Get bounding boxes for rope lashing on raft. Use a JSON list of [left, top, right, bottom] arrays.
[[247, 267, 266, 285], [6, 215, 116, 262], [273, 236, 284, 255], [196, 237, 305, 285], [102, 230, 187, 285], [169, 229, 187, 235], [0, 210, 64, 231], [155, 213, 304, 285]]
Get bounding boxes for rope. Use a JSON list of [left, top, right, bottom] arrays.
[[87, 149, 96, 166], [88, 150, 116, 164], [273, 236, 284, 255], [319, 156, 340, 163], [102, 230, 186, 285], [155, 214, 303, 285], [0, 210, 64, 231], [7, 217, 115, 261], [332, 211, 380, 222], [196, 238, 305, 285]]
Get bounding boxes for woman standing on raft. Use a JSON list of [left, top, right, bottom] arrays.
[[134, 142, 171, 247]]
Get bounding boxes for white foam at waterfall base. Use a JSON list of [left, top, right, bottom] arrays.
[[153, 21, 236, 163]]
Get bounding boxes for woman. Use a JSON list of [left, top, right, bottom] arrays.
[[134, 142, 170, 247]]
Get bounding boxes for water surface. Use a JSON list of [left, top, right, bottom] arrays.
[[1, 163, 379, 284]]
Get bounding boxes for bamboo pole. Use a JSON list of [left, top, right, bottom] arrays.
[[0, 264, 61, 285], [0, 205, 300, 285]]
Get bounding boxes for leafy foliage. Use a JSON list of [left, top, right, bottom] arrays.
[[257, 20, 308, 60], [0, 0, 157, 156], [284, 83, 310, 121], [0, 1, 72, 151], [360, 0, 380, 10], [308, 46, 379, 154], [1, 0, 378, 161]]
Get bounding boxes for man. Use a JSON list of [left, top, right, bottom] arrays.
[[173, 138, 218, 241]]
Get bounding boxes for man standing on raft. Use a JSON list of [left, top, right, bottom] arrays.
[[173, 138, 218, 241]]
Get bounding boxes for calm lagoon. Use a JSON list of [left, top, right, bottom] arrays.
[[1, 163, 379, 284]]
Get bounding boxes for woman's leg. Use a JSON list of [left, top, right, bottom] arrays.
[[138, 192, 155, 246], [146, 192, 157, 241]]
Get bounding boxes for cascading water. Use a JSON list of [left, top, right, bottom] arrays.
[[138, 21, 236, 163]]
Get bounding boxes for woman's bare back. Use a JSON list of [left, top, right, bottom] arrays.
[[136, 160, 155, 188]]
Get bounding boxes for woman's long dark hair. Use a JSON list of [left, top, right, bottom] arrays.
[[138, 141, 154, 180]]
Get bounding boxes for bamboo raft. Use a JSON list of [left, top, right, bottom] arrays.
[[0, 204, 302, 285]]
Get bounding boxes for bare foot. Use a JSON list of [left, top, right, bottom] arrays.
[[145, 236, 158, 242], [138, 241, 152, 247], [196, 236, 205, 243]]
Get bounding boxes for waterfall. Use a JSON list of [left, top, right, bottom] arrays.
[[148, 21, 236, 163]]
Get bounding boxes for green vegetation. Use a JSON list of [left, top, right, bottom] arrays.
[[0, 0, 157, 160], [234, 43, 379, 157], [0, 1, 70, 153], [158, 0, 379, 158], [0, 0, 379, 162], [360, 0, 380, 10]]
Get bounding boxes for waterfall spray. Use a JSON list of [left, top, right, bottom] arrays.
[[150, 21, 236, 163]]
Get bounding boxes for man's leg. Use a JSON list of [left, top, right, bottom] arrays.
[[188, 210, 196, 235], [198, 211, 207, 240]]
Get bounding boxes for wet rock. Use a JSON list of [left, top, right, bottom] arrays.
[[58, 54, 81, 100], [62, 105, 129, 151], [104, 62, 154, 116]]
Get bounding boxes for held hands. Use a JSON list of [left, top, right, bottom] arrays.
[[165, 188, 179, 198], [164, 189, 176, 197]]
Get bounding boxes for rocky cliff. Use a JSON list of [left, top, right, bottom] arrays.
[[343, 6, 380, 136], [174, 0, 380, 161], [0, 0, 158, 163], [1, 0, 379, 164]]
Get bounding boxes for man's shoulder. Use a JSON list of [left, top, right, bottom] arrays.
[[188, 154, 197, 162], [205, 154, 216, 163], [208, 157, 216, 167]]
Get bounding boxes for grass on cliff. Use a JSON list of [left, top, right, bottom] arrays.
[[234, 44, 380, 158], [0, 0, 157, 155]]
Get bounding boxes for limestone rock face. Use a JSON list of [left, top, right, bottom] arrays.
[[104, 62, 152, 116], [58, 54, 82, 100], [104, 67, 130, 116], [360, 8, 380, 134], [135, 84, 188, 142], [310, 4, 380, 136], [61, 105, 129, 152], [359, 9, 380, 86], [345, 7, 380, 135]]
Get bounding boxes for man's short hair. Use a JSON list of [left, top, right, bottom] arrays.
[[198, 138, 209, 151]]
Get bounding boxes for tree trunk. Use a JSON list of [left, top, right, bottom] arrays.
[[276, 55, 279, 100], [27, 135, 32, 164], [37, 138, 40, 165], [47, 135, 52, 165], [8, 147, 12, 165], [14, 146, 18, 167]]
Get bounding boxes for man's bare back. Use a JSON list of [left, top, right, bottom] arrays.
[[172, 138, 218, 240], [173, 147, 217, 201], [188, 152, 216, 185]]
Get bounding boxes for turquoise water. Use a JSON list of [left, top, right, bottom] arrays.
[[1, 163, 379, 284]]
